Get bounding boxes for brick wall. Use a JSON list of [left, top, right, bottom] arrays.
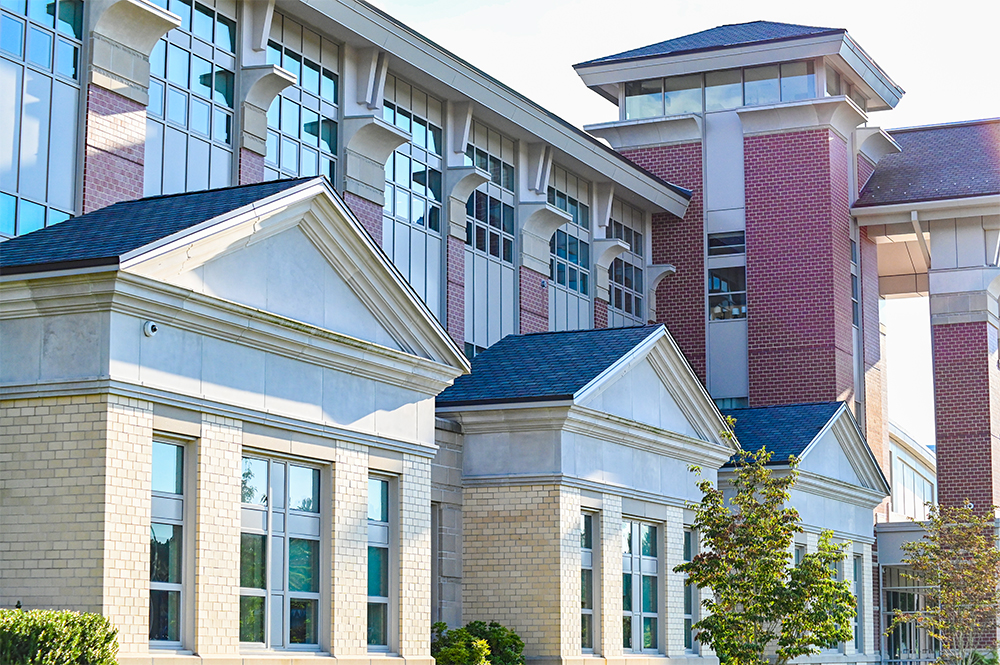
[[431, 421, 464, 628], [861, 227, 889, 475], [932, 320, 1000, 510], [598, 495, 623, 658], [447, 236, 465, 347], [399, 454, 433, 657], [82, 86, 145, 213], [519, 266, 548, 334], [239, 148, 265, 185], [857, 154, 876, 194], [330, 441, 369, 655], [594, 298, 608, 329], [744, 129, 854, 406], [621, 142, 706, 382], [344, 191, 383, 246]]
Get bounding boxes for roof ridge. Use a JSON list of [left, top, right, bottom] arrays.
[[113, 176, 319, 206], [515, 323, 662, 339], [888, 117, 1000, 133]]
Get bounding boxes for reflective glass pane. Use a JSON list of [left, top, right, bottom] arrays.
[[623, 616, 632, 649], [0, 15, 24, 57], [428, 169, 441, 202], [581, 568, 593, 609], [302, 59, 320, 96], [368, 545, 388, 597], [280, 137, 298, 173], [707, 231, 745, 255], [706, 69, 742, 111], [56, 0, 82, 38], [427, 124, 442, 156], [166, 44, 189, 86], [266, 40, 280, 67], [708, 266, 747, 293], [744, 65, 780, 106], [150, 523, 182, 583], [367, 602, 387, 646], [664, 74, 701, 115], [26, 0, 53, 27], [321, 69, 337, 104], [215, 14, 235, 52], [708, 292, 747, 320], [624, 79, 662, 119], [18, 200, 45, 235], [319, 119, 336, 153], [239, 595, 265, 642], [289, 465, 319, 512], [622, 573, 632, 611], [240, 533, 266, 589], [282, 49, 301, 81], [241, 457, 268, 504], [289, 598, 318, 644], [27, 27, 51, 68], [582, 612, 593, 649], [581, 514, 592, 549], [152, 441, 183, 494], [55, 39, 76, 79], [780, 61, 816, 102], [412, 117, 426, 149], [190, 97, 210, 135], [289, 538, 319, 592], [394, 153, 409, 187], [826, 66, 842, 96], [368, 478, 389, 522], [149, 39, 165, 78], [0, 193, 15, 236], [623, 522, 632, 554], [641, 524, 656, 557], [168, 0, 191, 31], [214, 69, 234, 107], [643, 617, 657, 649], [213, 108, 231, 144], [280, 97, 299, 137], [166, 88, 187, 126], [192, 2, 213, 42], [149, 589, 180, 641]]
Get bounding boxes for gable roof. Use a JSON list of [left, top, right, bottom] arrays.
[[576, 21, 843, 68], [0, 178, 314, 275], [855, 118, 1000, 208], [437, 325, 663, 407], [721, 402, 844, 464]]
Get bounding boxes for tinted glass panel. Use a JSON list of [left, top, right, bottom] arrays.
[[152, 441, 183, 494], [150, 523, 182, 583], [240, 533, 266, 588], [239, 596, 265, 642], [289, 538, 319, 592], [367, 602, 387, 646], [289, 598, 318, 644], [624, 79, 662, 119], [241, 457, 268, 504], [781, 61, 816, 102], [744, 65, 779, 106], [289, 465, 319, 512], [663, 74, 702, 115], [150, 589, 180, 641], [640, 524, 656, 557], [707, 231, 745, 255], [706, 69, 742, 111], [368, 545, 388, 597], [368, 478, 389, 522]]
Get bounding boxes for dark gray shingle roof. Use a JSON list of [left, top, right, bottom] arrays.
[[855, 119, 1000, 207], [721, 402, 843, 464], [0, 178, 315, 275], [577, 21, 842, 67], [437, 325, 663, 407]]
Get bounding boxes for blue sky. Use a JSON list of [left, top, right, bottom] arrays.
[[370, 0, 999, 448]]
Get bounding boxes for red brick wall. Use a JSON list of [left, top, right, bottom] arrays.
[[343, 191, 383, 245], [81, 86, 145, 213], [932, 320, 1000, 511], [239, 148, 264, 185], [519, 266, 548, 334], [744, 129, 854, 406], [594, 298, 608, 329], [446, 236, 465, 347], [621, 142, 705, 382], [861, 226, 889, 476]]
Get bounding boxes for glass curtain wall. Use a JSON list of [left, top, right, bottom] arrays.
[[606, 199, 646, 327], [145, 0, 236, 195], [548, 164, 592, 332], [0, 0, 83, 236]]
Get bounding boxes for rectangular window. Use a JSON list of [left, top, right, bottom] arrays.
[[150, 440, 185, 645], [581, 513, 595, 651], [683, 529, 698, 652], [780, 61, 816, 102], [707, 231, 745, 256], [239, 456, 322, 648], [708, 267, 747, 320], [368, 477, 391, 650], [624, 79, 662, 120], [663, 74, 702, 116], [705, 69, 742, 111], [744, 65, 780, 106], [853, 555, 863, 651], [623, 520, 658, 652]]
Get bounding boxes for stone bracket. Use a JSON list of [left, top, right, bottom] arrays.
[[343, 115, 411, 205], [585, 114, 702, 151], [88, 0, 180, 104], [239, 64, 296, 156], [446, 166, 490, 240], [451, 101, 473, 155], [356, 48, 389, 110], [737, 97, 866, 140], [593, 182, 615, 232], [592, 238, 629, 300], [526, 143, 553, 196], [249, 0, 275, 52], [857, 127, 901, 165], [645, 263, 677, 322], [519, 202, 571, 275]]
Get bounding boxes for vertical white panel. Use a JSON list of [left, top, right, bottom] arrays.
[[568, 293, 580, 330], [501, 265, 514, 337], [0, 60, 22, 191], [144, 120, 163, 196], [487, 259, 501, 344], [426, 235, 441, 320], [579, 298, 591, 330], [383, 215, 394, 251], [162, 127, 187, 194], [464, 247, 474, 344], [473, 254, 488, 348], [705, 110, 745, 213], [210, 146, 232, 188], [19, 70, 50, 202], [394, 221, 411, 280], [555, 290, 567, 332], [707, 320, 748, 398], [548, 286, 557, 331], [187, 137, 210, 191], [47, 81, 78, 211], [411, 230, 427, 301]]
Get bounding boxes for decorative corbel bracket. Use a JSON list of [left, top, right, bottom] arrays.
[[446, 166, 490, 239], [239, 64, 296, 156], [88, 0, 180, 104], [356, 48, 389, 110], [593, 182, 615, 232], [342, 115, 410, 205], [451, 101, 473, 154], [248, 0, 275, 52], [857, 127, 902, 165], [592, 238, 630, 301], [526, 143, 553, 196], [645, 263, 677, 322], [519, 202, 571, 275]]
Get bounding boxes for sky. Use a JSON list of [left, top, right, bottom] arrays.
[[369, 0, 1000, 449]]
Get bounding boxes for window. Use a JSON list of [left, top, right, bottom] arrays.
[[264, 12, 340, 183], [794, 544, 806, 566], [623, 520, 658, 652], [708, 231, 745, 256], [683, 530, 698, 652], [548, 165, 593, 332], [852, 555, 863, 651], [705, 69, 742, 111], [240, 456, 322, 648], [607, 200, 646, 327], [824, 558, 844, 651], [368, 477, 391, 649], [891, 454, 935, 520], [151, 440, 185, 645], [581, 513, 595, 651], [883, 567, 938, 662], [826, 66, 842, 97], [663, 74, 702, 115], [0, 0, 82, 236], [624, 79, 662, 120], [708, 267, 747, 320], [145, 0, 236, 196]]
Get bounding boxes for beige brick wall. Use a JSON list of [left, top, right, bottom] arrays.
[[558, 488, 582, 658], [399, 454, 432, 657], [431, 421, 463, 627], [330, 441, 368, 655], [662, 506, 685, 657], [597, 495, 623, 659], [193, 414, 242, 653], [102, 396, 154, 652]]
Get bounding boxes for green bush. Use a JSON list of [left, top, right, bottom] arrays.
[[0, 609, 118, 665], [432, 621, 524, 665]]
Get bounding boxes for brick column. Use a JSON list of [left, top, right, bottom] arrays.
[[519, 266, 548, 334], [598, 495, 623, 659], [447, 236, 465, 347], [344, 191, 383, 246], [194, 414, 242, 653], [399, 454, 433, 661], [594, 298, 609, 329], [663, 506, 685, 656], [81, 86, 146, 213], [331, 441, 368, 655], [239, 148, 265, 185], [861, 227, 889, 476]]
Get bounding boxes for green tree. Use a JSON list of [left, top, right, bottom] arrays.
[[675, 446, 856, 665], [889, 502, 1000, 665], [431, 621, 525, 665]]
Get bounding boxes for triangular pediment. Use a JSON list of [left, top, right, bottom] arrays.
[[120, 179, 467, 369], [798, 407, 890, 494], [575, 328, 734, 448]]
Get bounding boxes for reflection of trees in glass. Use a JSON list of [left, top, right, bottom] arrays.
[[289, 538, 317, 592], [289, 599, 316, 643], [150, 524, 180, 583], [239, 596, 264, 642], [240, 533, 266, 588], [242, 457, 268, 505]]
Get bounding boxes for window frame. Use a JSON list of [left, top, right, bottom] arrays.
[[581, 512, 597, 653], [682, 529, 698, 653], [367, 474, 396, 653], [622, 519, 660, 654], [149, 436, 192, 648]]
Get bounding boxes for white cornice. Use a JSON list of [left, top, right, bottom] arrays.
[[736, 96, 866, 141], [853, 194, 1000, 225], [461, 472, 693, 510], [0, 378, 439, 458], [584, 114, 702, 151]]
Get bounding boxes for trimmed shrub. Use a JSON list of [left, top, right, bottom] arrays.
[[432, 621, 524, 665], [0, 609, 118, 665]]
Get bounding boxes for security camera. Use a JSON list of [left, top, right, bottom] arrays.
[[143, 321, 159, 337]]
